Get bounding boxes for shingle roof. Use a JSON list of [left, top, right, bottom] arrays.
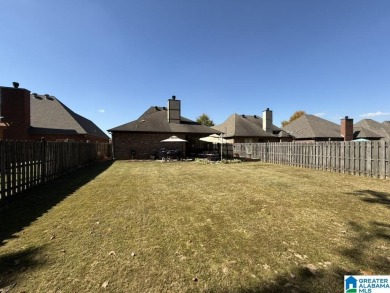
[[108, 106, 218, 134], [139, 106, 166, 118], [244, 115, 282, 132], [30, 94, 109, 139], [282, 114, 342, 139], [354, 119, 390, 139], [212, 114, 277, 138], [353, 126, 383, 139], [277, 130, 292, 138]]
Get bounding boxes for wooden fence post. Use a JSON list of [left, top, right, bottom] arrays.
[[379, 140, 385, 179], [0, 140, 5, 200], [40, 138, 46, 184]]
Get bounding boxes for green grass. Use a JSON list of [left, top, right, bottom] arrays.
[[1, 161, 389, 292]]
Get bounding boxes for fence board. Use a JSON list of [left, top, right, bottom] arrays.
[[233, 140, 390, 180], [0, 140, 111, 202]]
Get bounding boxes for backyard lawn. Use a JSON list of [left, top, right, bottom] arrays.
[[0, 161, 389, 292]]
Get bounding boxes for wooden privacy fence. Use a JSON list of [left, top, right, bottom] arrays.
[[232, 140, 390, 179], [0, 140, 111, 201]]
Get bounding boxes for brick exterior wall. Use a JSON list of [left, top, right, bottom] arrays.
[[112, 132, 287, 160], [112, 132, 187, 160], [0, 86, 31, 140]]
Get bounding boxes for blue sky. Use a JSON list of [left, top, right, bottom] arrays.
[[1, 0, 389, 135]]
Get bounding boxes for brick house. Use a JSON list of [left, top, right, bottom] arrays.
[[0, 83, 109, 142], [108, 96, 219, 160]]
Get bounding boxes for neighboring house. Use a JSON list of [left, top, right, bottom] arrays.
[[353, 125, 383, 140], [282, 114, 350, 142], [282, 114, 387, 142], [212, 108, 292, 143], [108, 96, 219, 160], [354, 119, 390, 140], [0, 83, 109, 142]]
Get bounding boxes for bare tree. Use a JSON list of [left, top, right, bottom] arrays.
[[281, 110, 306, 127]]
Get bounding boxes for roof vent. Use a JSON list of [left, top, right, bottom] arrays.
[[163, 107, 167, 110], [172, 95, 176, 100], [254, 115, 257, 118], [44, 94, 54, 100], [242, 114, 246, 118], [12, 82, 19, 88]]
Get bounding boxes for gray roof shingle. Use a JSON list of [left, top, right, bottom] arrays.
[[108, 106, 218, 134], [282, 114, 342, 139], [212, 114, 277, 138], [353, 126, 383, 139], [354, 119, 390, 139], [30, 94, 109, 139]]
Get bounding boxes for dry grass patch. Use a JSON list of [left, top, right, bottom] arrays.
[[1, 161, 390, 292]]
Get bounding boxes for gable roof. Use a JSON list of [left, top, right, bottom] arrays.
[[282, 114, 342, 139], [354, 119, 390, 139], [108, 106, 217, 134], [212, 114, 277, 138], [30, 94, 109, 139]]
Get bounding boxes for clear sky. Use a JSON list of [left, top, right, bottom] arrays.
[[1, 0, 390, 135]]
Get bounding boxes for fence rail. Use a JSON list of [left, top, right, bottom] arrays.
[[231, 140, 390, 179], [0, 140, 111, 201]]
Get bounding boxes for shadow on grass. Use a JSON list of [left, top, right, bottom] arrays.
[[0, 160, 113, 246], [0, 246, 46, 289], [341, 221, 390, 273], [208, 221, 390, 293], [348, 189, 390, 208], [221, 188, 390, 292], [210, 267, 355, 293]]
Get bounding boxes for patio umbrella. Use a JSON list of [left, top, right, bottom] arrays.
[[199, 134, 228, 144], [161, 135, 188, 142], [352, 138, 370, 142], [199, 134, 228, 161], [161, 136, 187, 159]]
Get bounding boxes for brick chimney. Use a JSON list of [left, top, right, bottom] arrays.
[[341, 116, 353, 141], [262, 108, 273, 133], [167, 95, 181, 124], [0, 83, 31, 140]]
